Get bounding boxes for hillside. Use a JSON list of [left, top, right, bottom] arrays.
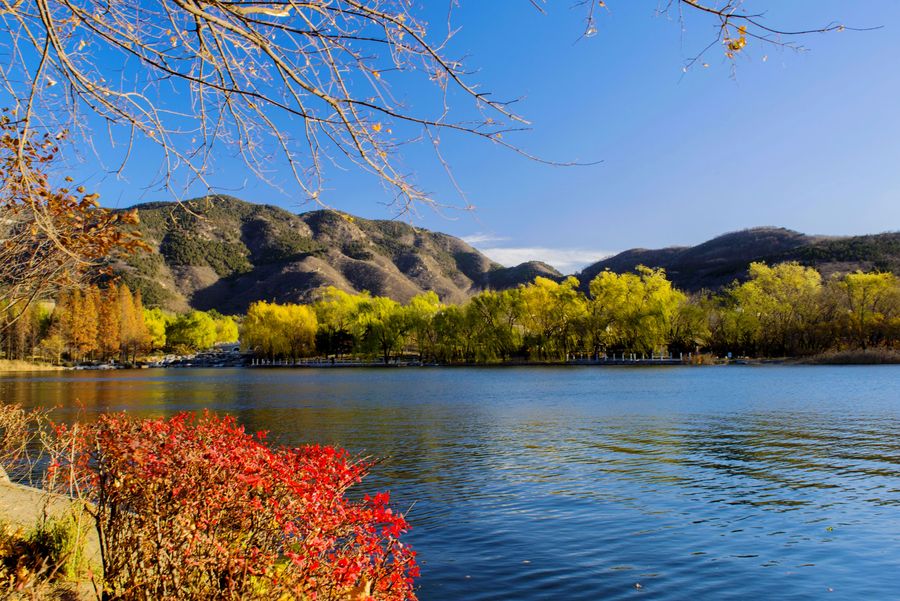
[[113, 199, 900, 311], [113, 196, 558, 312], [578, 227, 900, 292]]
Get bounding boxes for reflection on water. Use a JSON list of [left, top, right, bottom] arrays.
[[3, 366, 900, 600]]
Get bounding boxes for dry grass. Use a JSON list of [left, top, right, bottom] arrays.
[[0, 509, 97, 600], [803, 348, 900, 365], [0, 360, 63, 373]]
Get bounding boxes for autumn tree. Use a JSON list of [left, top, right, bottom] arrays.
[[404, 292, 442, 362], [116, 285, 141, 361], [519, 277, 587, 360], [0, 117, 143, 322], [314, 287, 370, 358], [243, 301, 317, 361], [669, 294, 713, 355], [96, 284, 121, 361], [352, 296, 408, 364], [828, 271, 900, 350], [587, 267, 684, 356], [465, 289, 524, 362], [208, 310, 239, 344], [71, 287, 99, 360], [726, 262, 826, 356], [430, 304, 479, 364], [1, 301, 49, 361]]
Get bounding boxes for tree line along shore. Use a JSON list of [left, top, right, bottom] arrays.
[[2, 262, 900, 369]]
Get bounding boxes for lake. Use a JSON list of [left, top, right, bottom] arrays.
[[3, 365, 900, 600]]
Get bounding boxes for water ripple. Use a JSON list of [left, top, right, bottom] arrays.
[[4, 365, 900, 599]]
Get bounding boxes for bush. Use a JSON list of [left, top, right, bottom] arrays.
[[51, 412, 417, 601]]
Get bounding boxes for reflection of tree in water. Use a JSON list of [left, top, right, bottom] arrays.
[[1, 370, 243, 419], [236, 401, 499, 518]]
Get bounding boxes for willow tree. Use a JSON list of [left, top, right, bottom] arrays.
[[828, 271, 900, 350], [587, 266, 684, 356], [518, 276, 587, 361], [352, 296, 407, 364], [728, 262, 825, 356]]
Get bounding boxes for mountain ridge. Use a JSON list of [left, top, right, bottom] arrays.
[[114, 196, 563, 312], [113, 197, 900, 311], [577, 226, 900, 292]]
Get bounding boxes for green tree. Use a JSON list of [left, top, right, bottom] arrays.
[[166, 311, 219, 352], [431, 304, 479, 364], [143, 308, 172, 352], [352, 296, 407, 364], [404, 292, 442, 362], [466, 289, 524, 362], [314, 287, 369, 357], [669, 295, 712, 355]]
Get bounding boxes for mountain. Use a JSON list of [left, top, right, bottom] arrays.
[[113, 196, 560, 312], [577, 227, 900, 292], [114, 198, 900, 311]]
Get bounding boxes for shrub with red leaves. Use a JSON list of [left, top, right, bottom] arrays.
[[49, 412, 418, 601]]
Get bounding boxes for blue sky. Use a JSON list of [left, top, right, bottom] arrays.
[[42, 1, 900, 272]]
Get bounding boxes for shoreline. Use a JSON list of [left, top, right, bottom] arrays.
[[5, 352, 899, 374]]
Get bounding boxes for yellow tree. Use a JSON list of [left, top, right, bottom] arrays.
[[729, 262, 824, 356], [166, 311, 219, 352], [97, 284, 121, 361], [404, 292, 442, 361], [142, 308, 171, 352], [352, 296, 407, 364], [243, 301, 317, 361], [242, 301, 285, 360], [132, 290, 152, 356], [71, 287, 99, 361], [518, 276, 587, 360], [210, 313, 239, 345], [281, 305, 318, 361], [587, 267, 685, 356], [117, 285, 140, 362], [464, 289, 524, 362], [830, 271, 900, 350], [314, 287, 370, 358]]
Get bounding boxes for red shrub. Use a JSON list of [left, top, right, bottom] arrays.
[[49, 412, 418, 600]]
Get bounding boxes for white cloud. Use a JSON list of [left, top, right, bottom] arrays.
[[478, 247, 615, 273], [461, 233, 510, 246]]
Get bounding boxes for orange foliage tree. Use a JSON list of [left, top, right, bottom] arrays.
[[0, 115, 144, 325]]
